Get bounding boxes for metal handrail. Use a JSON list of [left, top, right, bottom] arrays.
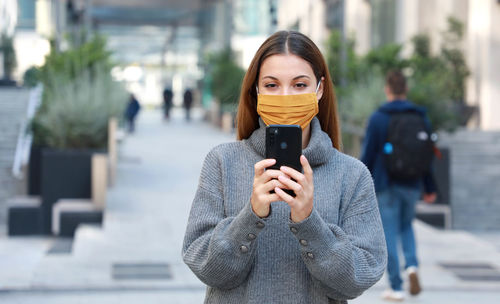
[[12, 84, 43, 179]]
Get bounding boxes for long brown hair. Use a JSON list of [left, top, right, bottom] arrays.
[[236, 31, 341, 150]]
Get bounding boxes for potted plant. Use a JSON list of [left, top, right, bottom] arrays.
[[0, 32, 17, 86], [208, 50, 245, 132], [29, 35, 127, 234]]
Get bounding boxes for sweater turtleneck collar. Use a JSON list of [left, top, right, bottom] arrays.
[[245, 117, 335, 167]]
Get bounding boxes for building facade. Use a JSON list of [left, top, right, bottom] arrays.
[[277, 0, 500, 131], [231, 0, 278, 69]]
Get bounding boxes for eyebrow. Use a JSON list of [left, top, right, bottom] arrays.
[[261, 75, 311, 81]]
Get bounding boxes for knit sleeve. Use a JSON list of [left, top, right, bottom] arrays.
[[182, 148, 266, 289], [288, 165, 387, 300]]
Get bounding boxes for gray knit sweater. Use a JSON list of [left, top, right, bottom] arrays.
[[182, 117, 387, 304]]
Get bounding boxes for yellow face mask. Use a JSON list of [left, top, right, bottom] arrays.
[[256, 83, 320, 129]]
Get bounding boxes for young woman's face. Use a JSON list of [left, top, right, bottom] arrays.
[[257, 54, 323, 100]]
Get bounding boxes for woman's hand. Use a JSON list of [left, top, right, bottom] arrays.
[[275, 155, 314, 223], [251, 159, 288, 218]]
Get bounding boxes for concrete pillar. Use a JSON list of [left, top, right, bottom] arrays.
[[107, 117, 118, 187], [345, 0, 371, 55], [91, 153, 108, 209], [395, 0, 419, 57], [467, 0, 500, 130]]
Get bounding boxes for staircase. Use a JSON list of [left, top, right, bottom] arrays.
[[0, 88, 30, 234], [439, 129, 500, 230]]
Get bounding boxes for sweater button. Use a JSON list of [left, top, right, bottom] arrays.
[[306, 252, 314, 259], [290, 227, 298, 234], [240, 245, 249, 253], [299, 239, 308, 246], [247, 233, 256, 241], [256, 221, 265, 229]]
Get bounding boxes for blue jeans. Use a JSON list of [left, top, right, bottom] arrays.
[[377, 184, 421, 291]]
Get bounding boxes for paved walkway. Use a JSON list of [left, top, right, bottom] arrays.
[[1, 108, 500, 303]]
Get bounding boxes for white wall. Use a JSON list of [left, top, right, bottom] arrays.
[[488, 2, 500, 130], [345, 0, 371, 55], [276, 0, 500, 130], [397, 0, 499, 130], [277, 0, 328, 52], [467, 0, 500, 130], [0, 0, 17, 35], [13, 31, 51, 81], [231, 35, 267, 69]]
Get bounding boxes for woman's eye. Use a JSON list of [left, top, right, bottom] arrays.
[[295, 83, 308, 88], [264, 83, 277, 88]]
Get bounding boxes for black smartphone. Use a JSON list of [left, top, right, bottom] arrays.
[[265, 125, 302, 197]]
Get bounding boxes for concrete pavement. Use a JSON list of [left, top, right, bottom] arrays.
[[1, 107, 500, 303]]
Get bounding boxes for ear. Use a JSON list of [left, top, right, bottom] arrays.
[[384, 85, 391, 96], [316, 77, 325, 101]]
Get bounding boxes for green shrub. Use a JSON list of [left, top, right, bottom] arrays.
[[325, 16, 469, 149], [338, 71, 386, 156], [39, 34, 112, 84], [32, 64, 127, 149], [32, 34, 126, 149], [23, 66, 41, 87], [1, 33, 17, 80], [208, 50, 245, 112], [364, 43, 409, 74]]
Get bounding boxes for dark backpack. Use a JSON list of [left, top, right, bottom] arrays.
[[384, 111, 435, 181]]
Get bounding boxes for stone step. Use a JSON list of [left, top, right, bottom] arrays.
[[0, 101, 27, 106], [71, 217, 178, 261], [0, 156, 15, 163], [0, 160, 15, 167], [0, 107, 28, 113], [0, 139, 19, 146], [0, 151, 16, 160], [0, 146, 16, 153], [439, 133, 500, 144], [0, 120, 24, 126], [0, 127, 23, 134], [0, 99, 29, 105]]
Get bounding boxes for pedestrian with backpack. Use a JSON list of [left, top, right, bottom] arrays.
[[361, 70, 437, 301]]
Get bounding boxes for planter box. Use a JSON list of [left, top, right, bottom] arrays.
[[28, 145, 43, 195], [7, 196, 42, 236], [434, 148, 450, 205], [40, 149, 98, 234], [59, 210, 103, 237]]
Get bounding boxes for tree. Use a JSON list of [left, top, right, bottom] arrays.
[[208, 49, 245, 112], [1, 32, 17, 81]]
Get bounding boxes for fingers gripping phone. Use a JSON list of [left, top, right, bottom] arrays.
[[265, 125, 303, 197]]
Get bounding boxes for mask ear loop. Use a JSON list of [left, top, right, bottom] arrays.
[[255, 86, 259, 95]]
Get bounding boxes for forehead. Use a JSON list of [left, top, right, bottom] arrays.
[[259, 54, 315, 80]]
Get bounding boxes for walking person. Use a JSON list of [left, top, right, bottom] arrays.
[[163, 86, 173, 121], [124, 94, 141, 133], [361, 70, 437, 301], [183, 31, 387, 304], [183, 88, 193, 121]]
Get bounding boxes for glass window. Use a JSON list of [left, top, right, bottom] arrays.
[[370, 0, 396, 48], [18, 0, 36, 29]]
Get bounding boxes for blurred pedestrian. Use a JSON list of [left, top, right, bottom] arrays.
[[183, 88, 193, 121], [163, 87, 173, 121], [361, 70, 437, 301], [183, 31, 386, 304], [124, 94, 141, 133]]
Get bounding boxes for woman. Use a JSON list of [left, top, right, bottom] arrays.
[[182, 31, 386, 304]]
